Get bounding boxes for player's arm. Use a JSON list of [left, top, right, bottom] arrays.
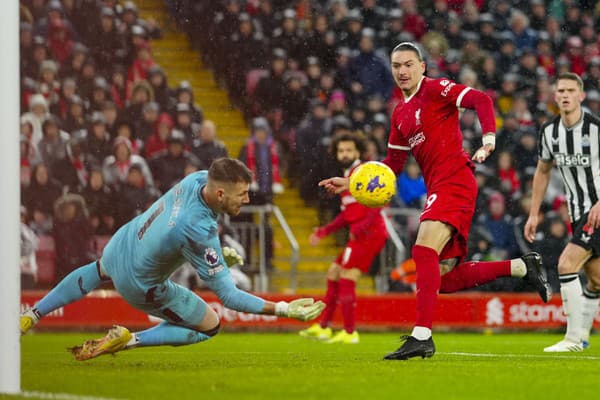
[[183, 236, 324, 321], [458, 88, 497, 163], [524, 160, 553, 243], [310, 212, 347, 245]]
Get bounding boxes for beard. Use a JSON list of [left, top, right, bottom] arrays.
[[339, 158, 356, 169]]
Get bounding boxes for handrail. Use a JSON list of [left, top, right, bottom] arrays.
[[225, 205, 300, 292], [271, 205, 300, 292]]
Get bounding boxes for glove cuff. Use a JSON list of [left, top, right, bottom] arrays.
[[274, 301, 289, 317]]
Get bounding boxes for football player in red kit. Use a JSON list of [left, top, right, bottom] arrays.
[[300, 133, 388, 344], [319, 42, 552, 359]]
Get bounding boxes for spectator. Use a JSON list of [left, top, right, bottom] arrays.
[[37, 115, 69, 168], [86, 113, 113, 163], [20, 204, 39, 289], [115, 119, 142, 155], [397, 158, 427, 208], [62, 95, 86, 134], [61, 42, 88, 80], [348, 28, 394, 102], [253, 48, 288, 119], [145, 112, 173, 158], [477, 192, 520, 259], [79, 168, 117, 235], [21, 93, 50, 150], [115, 164, 159, 226], [103, 136, 154, 189], [110, 64, 128, 109], [281, 72, 309, 129], [52, 130, 95, 193], [90, 7, 126, 76], [172, 81, 203, 124], [127, 41, 157, 98], [147, 65, 170, 112], [509, 10, 537, 51], [173, 103, 200, 143], [496, 151, 520, 197], [149, 130, 201, 194], [533, 212, 569, 293], [296, 99, 331, 204], [135, 101, 160, 142], [124, 79, 154, 125], [37, 60, 60, 109], [190, 120, 228, 168], [513, 128, 538, 175], [52, 193, 95, 282], [89, 77, 111, 113], [46, 18, 73, 67], [23, 163, 63, 235]]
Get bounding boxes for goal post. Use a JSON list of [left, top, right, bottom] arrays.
[[0, 0, 21, 394]]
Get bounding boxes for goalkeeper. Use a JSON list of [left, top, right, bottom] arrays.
[[21, 158, 325, 361]]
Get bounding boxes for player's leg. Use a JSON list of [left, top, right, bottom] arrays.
[[544, 243, 591, 352], [580, 257, 600, 349], [21, 261, 108, 333], [384, 220, 451, 360], [439, 252, 551, 302], [327, 267, 361, 344], [71, 281, 220, 360], [299, 262, 340, 340]]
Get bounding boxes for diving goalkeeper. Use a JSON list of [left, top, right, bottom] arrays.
[[21, 158, 325, 361]]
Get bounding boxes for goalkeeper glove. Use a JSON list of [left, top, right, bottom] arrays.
[[275, 298, 326, 321], [223, 246, 244, 267]]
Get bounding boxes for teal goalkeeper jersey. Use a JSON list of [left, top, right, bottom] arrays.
[[101, 171, 231, 289]]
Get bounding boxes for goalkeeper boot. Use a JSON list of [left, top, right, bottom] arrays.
[[326, 330, 360, 344], [69, 325, 132, 361], [299, 323, 332, 341], [20, 308, 41, 334], [521, 252, 552, 303], [543, 339, 583, 352], [383, 335, 435, 360]]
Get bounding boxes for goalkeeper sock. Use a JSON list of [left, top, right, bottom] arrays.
[[413, 245, 441, 329], [560, 274, 583, 342], [440, 260, 511, 293], [320, 279, 339, 328], [135, 322, 211, 347], [581, 287, 600, 343], [339, 278, 356, 334], [35, 261, 105, 316]]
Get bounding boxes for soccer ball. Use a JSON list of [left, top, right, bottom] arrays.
[[349, 161, 397, 207]]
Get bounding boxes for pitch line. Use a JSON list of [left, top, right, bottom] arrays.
[[440, 352, 600, 360], [20, 391, 123, 400]]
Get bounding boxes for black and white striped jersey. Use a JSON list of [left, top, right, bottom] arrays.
[[538, 112, 600, 222]]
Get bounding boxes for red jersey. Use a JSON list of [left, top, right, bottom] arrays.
[[387, 77, 477, 191]]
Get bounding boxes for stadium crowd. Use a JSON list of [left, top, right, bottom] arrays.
[[19, 0, 600, 293]]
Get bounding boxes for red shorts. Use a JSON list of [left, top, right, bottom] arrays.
[[420, 167, 477, 263], [334, 235, 388, 273]]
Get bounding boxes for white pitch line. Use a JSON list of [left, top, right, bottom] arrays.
[[440, 352, 600, 360], [20, 391, 123, 400]]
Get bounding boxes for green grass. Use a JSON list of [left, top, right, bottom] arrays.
[[7, 332, 599, 400]]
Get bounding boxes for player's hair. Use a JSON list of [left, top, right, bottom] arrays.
[[391, 42, 423, 61], [208, 158, 252, 184], [556, 72, 584, 91], [331, 132, 365, 159]]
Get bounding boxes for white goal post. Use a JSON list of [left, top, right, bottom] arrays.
[[0, 0, 21, 394]]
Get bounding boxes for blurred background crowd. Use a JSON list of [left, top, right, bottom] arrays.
[[18, 0, 600, 293]]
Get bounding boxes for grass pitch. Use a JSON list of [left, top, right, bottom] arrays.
[[9, 331, 599, 400]]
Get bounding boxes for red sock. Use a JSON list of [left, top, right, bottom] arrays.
[[440, 260, 511, 293], [338, 278, 356, 333], [413, 245, 441, 329], [320, 279, 339, 328]]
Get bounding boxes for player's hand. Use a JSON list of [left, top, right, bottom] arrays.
[[309, 228, 323, 246], [472, 143, 495, 163], [275, 298, 326, 321], [223, 246, 244, 267], [587, 201, 600, 229], [524, 215, 539, 243], [318, 177, 349, 195]]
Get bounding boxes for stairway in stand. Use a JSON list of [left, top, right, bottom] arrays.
[[136, 0, 375, 294]]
